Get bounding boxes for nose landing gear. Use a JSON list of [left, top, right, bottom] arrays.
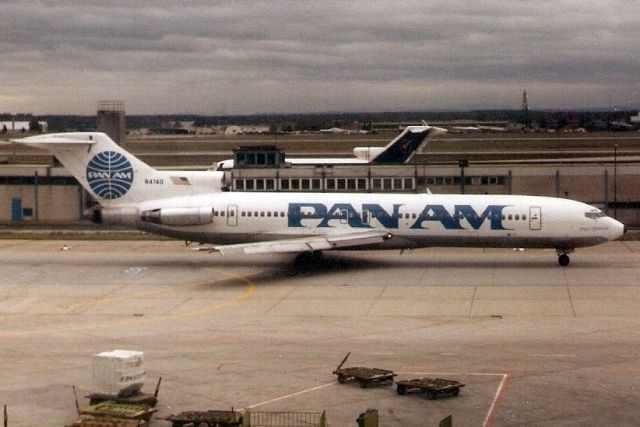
[[557, 249, 573, 266], [558, 253, 570, 266]]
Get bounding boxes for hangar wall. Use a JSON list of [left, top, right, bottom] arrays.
[[0, 185, 81, 222], [0, 166, 83, 223]]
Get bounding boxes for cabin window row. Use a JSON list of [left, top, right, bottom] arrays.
[[240, 211, 286, 217], [213, 209, 528, 221], [396, 212, 528, 220], [214, 210, 286, 218]]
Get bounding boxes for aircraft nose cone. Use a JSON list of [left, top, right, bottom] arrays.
[[611, 218, 626, 240]]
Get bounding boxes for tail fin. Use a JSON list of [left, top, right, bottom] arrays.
[[353, 125, 447, 164], [372, 125, 447, 163], [10, 132, 158, 206]]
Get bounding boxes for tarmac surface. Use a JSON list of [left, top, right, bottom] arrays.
[[1, 239, 640, 426]]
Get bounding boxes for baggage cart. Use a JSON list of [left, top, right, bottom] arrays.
[[166, 410, 242, 427], [395, 377, 465, 399], [79, 402, 157, 422], [67, 417, 147, 427], [332, 353, 396, 388], [87, 378, 161, 407]]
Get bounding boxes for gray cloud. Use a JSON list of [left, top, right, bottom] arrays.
[[1, 0, 639, 114]]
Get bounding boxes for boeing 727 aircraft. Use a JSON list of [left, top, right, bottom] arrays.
[[214, 125, 446, 170], [10, 132, 625, 266]]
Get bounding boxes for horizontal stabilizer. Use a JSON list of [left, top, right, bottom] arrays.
[[10, 133, 97, 145]]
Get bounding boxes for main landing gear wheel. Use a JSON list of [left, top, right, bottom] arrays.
[[558, 253, 570, 267], [294, 250, 323, 264]]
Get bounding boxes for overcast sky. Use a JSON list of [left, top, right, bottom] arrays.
[[1, 1, 639, 115]]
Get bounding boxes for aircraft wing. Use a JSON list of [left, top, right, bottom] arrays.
[[201, 229, 392, 256]]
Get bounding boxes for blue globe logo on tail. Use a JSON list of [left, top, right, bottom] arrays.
[[86, 151, 134, 199]]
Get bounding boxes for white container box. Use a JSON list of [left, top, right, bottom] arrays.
[[93, 349, 145, 396]]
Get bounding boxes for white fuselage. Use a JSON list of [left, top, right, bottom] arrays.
[[10, 131, 625, 259], [133, 192, 624, 250]]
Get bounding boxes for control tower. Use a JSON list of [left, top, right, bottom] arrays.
[[96, 100, 126, 147], [521, 89, 529, 114], [520, 90, 530, 128]]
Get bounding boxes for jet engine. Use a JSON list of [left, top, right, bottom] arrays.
[[140, 207, 214, 226], [93, 207, 140, 225], [353, 147, 385, 161]]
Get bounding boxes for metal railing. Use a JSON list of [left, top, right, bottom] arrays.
[[97, 100, 125, 112], [243, 410, 327, 427]]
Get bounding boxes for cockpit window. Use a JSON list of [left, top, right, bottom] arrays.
[[585, 210, 605, 219]]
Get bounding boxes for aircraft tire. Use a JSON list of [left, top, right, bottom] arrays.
[[558, 253, 570, 267], [294, 250, 323, 264]]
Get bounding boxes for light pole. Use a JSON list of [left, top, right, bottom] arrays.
[[458, 159, 468, 194], [614, 144, 618, 219]]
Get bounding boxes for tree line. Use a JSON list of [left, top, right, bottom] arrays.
[[3, 110, 638, 134]]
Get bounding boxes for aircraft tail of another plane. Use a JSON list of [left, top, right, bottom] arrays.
[[353, 125, 447, 163]]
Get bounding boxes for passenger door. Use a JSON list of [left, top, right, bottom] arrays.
[[227, 204, 238, 227], [529, 206, 541, 230], [361, 209, 369, 226]]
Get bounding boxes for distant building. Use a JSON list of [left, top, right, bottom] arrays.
[[0, 121, 29, 133], [224, 125, 270, 135], [0, 120, 48, 133], [224, 125, 243, 135]]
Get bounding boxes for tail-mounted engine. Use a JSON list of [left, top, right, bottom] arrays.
[[140, 207, 214, 226], [92, 207, 140, 225], [92, 206, 214, 226], [353, 146, 384, 161]]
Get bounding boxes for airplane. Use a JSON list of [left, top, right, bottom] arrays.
[[214, 124, 446, 170], [447, 126, 482, 134], [9, 132, 626, 266]]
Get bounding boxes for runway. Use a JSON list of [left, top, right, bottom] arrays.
[[1, 240, 640, 426]]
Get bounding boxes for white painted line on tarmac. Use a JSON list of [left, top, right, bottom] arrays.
[[398, 370, 508, 427], [244, 381, 337, 410], [247, 370, 509, 425], [483, 373, 508, 427]]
